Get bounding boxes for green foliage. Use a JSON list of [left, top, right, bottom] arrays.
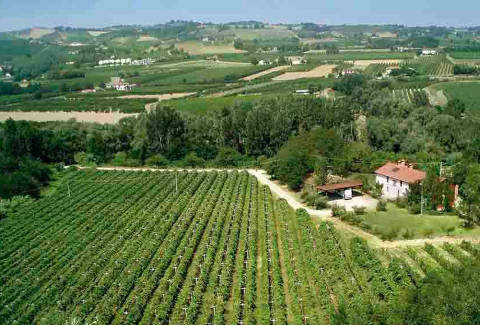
[[376, 200, 387, 212], [145, 154, 169, 167], [184, 152, 205, 167], [215, 147, 242, 167]]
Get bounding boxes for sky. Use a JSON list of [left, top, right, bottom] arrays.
[[0, 0, 479, 32]]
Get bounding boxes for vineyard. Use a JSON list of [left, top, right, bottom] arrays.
[[391, 88, 426, 103], [403, 55, 454, 76], [1, 169, 479, 325]]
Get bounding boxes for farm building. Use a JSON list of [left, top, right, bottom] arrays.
[[105, 77, 134, 91], [375, 162, 426, 199], [375, 161, 459, 206], [317, 180, 363, 200], [422, 49, 438, 56], [288, 56, 307, 65]]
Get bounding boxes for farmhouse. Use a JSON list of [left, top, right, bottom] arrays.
[[105, 77, 134, 91], [422, 48, 438, 56], [288, 56, 307, 65], [375, 162, 426, 199]]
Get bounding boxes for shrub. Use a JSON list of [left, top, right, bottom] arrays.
[[110, 152, 140, 167], [376, 200, 387, 212], [381, 228, 400, 241], [352, 205, 366, 215], [145, 154, 169, 167], [184, 152, 205, 167], [446, 226, 456, 236], [408, 203, 421, 214], [402, 229, 415, 239], [424, 228, 435, 238], [331, 204, 347, 217], [314, 196, 328, 209], [395, 198, 408, 209]]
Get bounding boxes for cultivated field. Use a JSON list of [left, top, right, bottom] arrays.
[[242, 65, 290, 81], [117, 92, 196, 100], [430, 81, 480, 113], [272, 64, 336, 80], [175, 41, 246, 55], [349, 59, 401, 68], [391, 88, 426, 103], [1, 169, 478, 324], [0, 111, 138, 124], [229, 28, 297, 40]]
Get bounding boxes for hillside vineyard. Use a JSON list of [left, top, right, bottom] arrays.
[[1, 169, 477, 325]]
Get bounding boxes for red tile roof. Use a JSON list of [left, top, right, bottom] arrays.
[[375, 162, 426, 184]]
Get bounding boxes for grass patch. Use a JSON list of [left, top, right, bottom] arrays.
[[431, 81, 480, 113], [363, 203, 477, 240]]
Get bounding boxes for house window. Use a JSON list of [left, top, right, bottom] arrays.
[[393, 180, 397, 187]]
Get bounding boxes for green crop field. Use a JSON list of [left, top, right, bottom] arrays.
[[228, 28, 297, 40], [306, 51, 414, 61], [432, 81, 480, 113], [166, 95, 263, 114], [448, 51, 480, 60], [1, 169, 478, 324], [0, 93, 155, 113], [403, 55, 454, 76]]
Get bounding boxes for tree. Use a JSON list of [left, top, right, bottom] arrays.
[[145, 154, 169, 167], [184, 152, 205, 167], [144, 106, 187, 160], [444, 99, 466, 119], [457, 164, 480, 227]]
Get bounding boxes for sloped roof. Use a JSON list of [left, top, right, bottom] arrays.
[[317, 180, 363, 192], [375, 162, 426, 184]]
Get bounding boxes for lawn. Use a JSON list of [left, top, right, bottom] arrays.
[[363, 203, 480, 240], [431, 81, 480, 113]]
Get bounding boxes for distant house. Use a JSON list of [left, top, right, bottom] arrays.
[[295, 89, 310, 95], [422, 49, 438, 56], [375, 162, 458, 207], [288, 56, 307, 65], [19, 79, 30, 88], [105, 77, 134, 91], [375, 162, 426, 199], [258, 59, 271, 66]]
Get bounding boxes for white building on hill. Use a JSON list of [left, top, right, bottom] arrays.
[[375, 162, 426, 199]]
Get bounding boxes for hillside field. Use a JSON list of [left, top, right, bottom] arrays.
[[1, 169, 479, 324], [431, 81, 480, 113]]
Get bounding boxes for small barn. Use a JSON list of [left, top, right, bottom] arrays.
[[317, 180, 363, 200]]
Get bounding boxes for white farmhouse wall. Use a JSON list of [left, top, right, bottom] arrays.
[[375, 174, 410, 199]]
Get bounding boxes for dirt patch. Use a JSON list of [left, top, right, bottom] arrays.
[[272, 64, 336, 81], [425, 87, 448, 106], [348, 59, 402, 68], [20, 28, 55, 39], [0, 111, 137, 124], [175, 41, 246, 55], [117, 92, 196, 100], [242, 66, 289, 81], [137, 36, 158, 42], [88, 31, 109, 37]]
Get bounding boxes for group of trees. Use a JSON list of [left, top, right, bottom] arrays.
[[1, 74, 480, 224]]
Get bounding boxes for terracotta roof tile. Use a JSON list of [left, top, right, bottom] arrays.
[[375, 162, 426, 184]]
